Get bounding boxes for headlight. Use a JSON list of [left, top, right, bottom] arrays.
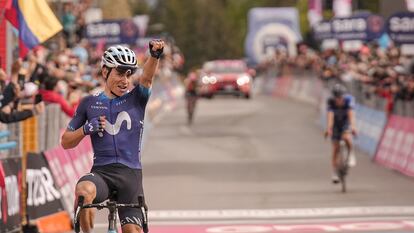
[[209, 76, 217, 84], [202, 76, 217, 84], [237, 75, 250, 86], [202, 76, 210, 84]]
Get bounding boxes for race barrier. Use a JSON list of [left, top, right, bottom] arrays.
[[354, 104, 388, 158], [263, 72, 413, 178], [375, 115, 414, 177], [0, 157, 22, 233]]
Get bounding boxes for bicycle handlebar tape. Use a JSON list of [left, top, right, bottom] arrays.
[[74, 196, 85, 233], [138, 195, 149, 233]]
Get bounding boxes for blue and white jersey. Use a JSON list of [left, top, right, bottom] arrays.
[[327, 94, 355, 128], [67, 85, 151, 169]]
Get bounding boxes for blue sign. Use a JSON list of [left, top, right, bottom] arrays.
[[354, 104, 387, 158], [313, 20, 333, 41], [331, 14, 384, 41], [386, 11, 414, 44], [86, 19, 139, 45]]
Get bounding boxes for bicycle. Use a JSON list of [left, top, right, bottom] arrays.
[[336, 139, 350, 193], [186, 92, 198, 125], [73, 193, 148, 233]]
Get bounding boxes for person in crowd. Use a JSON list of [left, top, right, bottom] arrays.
[[38, 76, 80, 117]]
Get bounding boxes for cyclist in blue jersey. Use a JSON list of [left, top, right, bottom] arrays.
[[325, 84, 357, 183], [61, 40, 164, 233]]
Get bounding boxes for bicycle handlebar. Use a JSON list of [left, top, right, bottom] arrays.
[[81, 202, 142, 210], [74, 195, 149, 233]]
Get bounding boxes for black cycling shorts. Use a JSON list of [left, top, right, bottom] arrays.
[[78, 163, 144, 227], [332, 124, 350, 141]]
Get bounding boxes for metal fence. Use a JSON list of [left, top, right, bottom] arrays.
[[0, 104, 69, 159]]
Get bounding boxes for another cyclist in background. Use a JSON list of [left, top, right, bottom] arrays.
[[325, 83, 357, 184], [61, 40, 164, 233], [184, 69, 199, 125]]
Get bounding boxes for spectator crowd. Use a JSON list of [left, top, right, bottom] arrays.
[[0, 1, 184, 126], [261, 42, 414, 115]]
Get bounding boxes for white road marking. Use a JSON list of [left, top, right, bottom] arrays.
[[92, 207, 414, 229], [148, 206, 414, 221]]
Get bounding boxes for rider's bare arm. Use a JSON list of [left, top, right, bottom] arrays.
[[326, 111, 334, 135], [139, 40, 165, 88], [348, 109, 357, 133], [61, 128, 85, 149], [139, 57, 159, 88]]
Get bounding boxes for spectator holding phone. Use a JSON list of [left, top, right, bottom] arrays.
[[0, 101, 44, 123]]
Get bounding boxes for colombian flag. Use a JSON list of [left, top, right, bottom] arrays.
[[5, 0, 62, 58]]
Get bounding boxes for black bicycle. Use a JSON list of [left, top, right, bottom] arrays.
[[74, 194, 148, 233], [336, 139, 350, 193], [186, 92, 198, 125]]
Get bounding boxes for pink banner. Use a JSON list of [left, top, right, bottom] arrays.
[[333, 0, 352, 17], [308, 0, 322, 26], [273, 77, 292, 98], [375, 115, 414, 177], [43, 137, 94, 212]]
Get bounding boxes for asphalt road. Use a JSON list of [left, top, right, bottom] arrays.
[[91, 92, 414, 233]]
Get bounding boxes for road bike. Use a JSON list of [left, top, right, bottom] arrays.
[[74, 193, 148, 233], [336, 139, 351, 193], [186, 92, 198, 125]]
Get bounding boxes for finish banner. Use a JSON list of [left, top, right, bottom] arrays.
[[0, 158, 21, 233]]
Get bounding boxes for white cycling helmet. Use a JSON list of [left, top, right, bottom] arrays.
[[101, 45, 137, 69]]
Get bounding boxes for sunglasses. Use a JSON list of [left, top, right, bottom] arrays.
[[115, 65, 138, 76]]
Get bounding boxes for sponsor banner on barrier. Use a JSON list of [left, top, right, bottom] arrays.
[[43, 147, 77, 214], [26, 153, 64, 219], [354, 104, 387, 158], [273, 77, 292, 98], [65, 138, 93, 178], [35, 211, 72, 233], [0, 158, 21, 233], [375, 115, 414, 177]]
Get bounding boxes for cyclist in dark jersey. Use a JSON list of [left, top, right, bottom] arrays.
[[61, 41, 164, 233], [325, 84, 357, 183]]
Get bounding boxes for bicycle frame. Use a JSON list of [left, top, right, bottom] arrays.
[[337, 139, 350, 193], [74, 196, 148, 233]]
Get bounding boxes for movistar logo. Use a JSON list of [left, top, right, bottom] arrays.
[[98, 111, 132, 137]]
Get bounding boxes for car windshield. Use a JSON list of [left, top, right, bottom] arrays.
[[204, 61, 246, 73]]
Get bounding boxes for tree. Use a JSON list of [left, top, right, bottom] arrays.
[[150, 0, 297, 72]]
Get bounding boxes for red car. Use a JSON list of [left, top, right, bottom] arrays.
[[199, 60, 254, 99]]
